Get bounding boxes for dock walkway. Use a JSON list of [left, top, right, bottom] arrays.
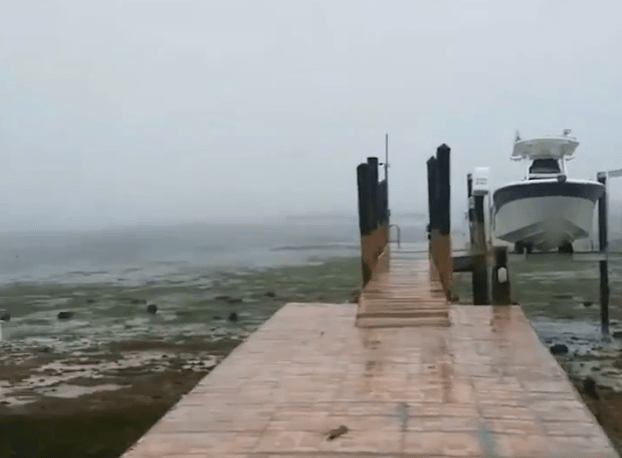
[[122, 243, 618, 457]]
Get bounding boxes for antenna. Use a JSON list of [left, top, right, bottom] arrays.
[[563, 129, 572, 136], [514, 130, 521, 143], [385, 133, 389, 181], [385, 133, 389, 222]]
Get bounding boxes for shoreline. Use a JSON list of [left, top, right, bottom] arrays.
[[0, 256, 362, 458], [2, 251, 622, 457], [0, 338, 243, 458]]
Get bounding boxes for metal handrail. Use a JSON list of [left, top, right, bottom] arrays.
[[389, 224, 401, 247]]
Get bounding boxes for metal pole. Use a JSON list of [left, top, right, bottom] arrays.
[[597, 172, 609, 335], [385, 133, 389, 224]]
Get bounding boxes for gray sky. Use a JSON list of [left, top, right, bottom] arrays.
[[2, 0, 622, 230]]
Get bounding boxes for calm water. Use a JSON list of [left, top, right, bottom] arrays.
[[0, 216, 426, 351], [0, 216, 428, 285]]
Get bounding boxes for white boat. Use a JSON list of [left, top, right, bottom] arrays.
[[492, 130, 605, 253]]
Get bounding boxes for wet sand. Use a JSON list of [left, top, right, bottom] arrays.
[[0, 338, 245, 457], [0, 257, 361, 458]]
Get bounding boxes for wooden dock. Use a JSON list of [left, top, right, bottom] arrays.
[[121, 243, 618, 457]]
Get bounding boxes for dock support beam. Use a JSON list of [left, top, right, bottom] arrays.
[[597, 172, 609, 335]]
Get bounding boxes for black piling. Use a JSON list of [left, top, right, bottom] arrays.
[[357, 163, 374, 286], [467, 173, 474, 247], [427, 144, 452, 298], [367, 157, 379, 227], [357, 157, 387, 288], [471, 183, 489, 305], [597, 172, 609, 334], [357, 164, 374, 234], [426, 157, 438, 243], [436, 145, 451, 238]]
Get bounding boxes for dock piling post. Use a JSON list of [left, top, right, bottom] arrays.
[[435, 144, 452, 299], [357, 163, 375, 287], [467, 173, 474, 247], [367, 157, 385, 263], [426, 157, 438, 253], [492, 246, 511, 305], [597, 172, 609, 334], [470, 187, 489, 305]]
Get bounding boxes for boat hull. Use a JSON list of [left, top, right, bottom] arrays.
[[493, 180, 604, 252]]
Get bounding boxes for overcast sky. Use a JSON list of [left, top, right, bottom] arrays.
[[2, 0, 622, 230]]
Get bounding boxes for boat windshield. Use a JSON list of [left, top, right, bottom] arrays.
[[529, 158, 561, 174]]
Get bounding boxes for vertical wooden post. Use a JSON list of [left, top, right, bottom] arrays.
[[367, 157, 379, 226], [357, 163, 374, 287], [435, 144, 452, 299], [467, 173, 474, 247], [597, 172, 609, 334], [367, 157, 384, 262], [426, 156, 438, 248], [492, 246, 511, 305], [471, 191, 489, 305]]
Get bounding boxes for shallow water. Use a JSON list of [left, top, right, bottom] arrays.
[[0, 217, 427, 353], [0, 256, 366, 354]]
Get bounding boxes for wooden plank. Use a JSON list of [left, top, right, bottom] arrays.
[[121, 301, 618, 458], [120, 242, 618, 458], [356, 248, 450, 328]]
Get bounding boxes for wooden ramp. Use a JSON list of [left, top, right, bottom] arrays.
[[121, 244, 618, 458], [356, 243, 450, 328]]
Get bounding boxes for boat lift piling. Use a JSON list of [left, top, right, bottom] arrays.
[[470, 170, 490, 305]]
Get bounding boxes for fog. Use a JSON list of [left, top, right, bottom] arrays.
[[2, 1, 622, 231]]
